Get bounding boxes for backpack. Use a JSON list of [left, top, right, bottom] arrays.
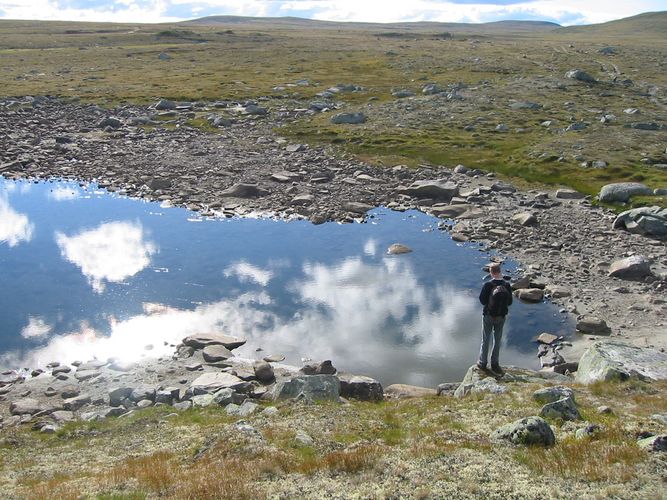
[[488, 283, 510, 316]]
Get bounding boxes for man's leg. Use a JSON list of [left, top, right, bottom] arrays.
[[478, 315, 493, 367], [490, 316, 506, 369]]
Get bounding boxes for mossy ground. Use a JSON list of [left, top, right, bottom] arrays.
[[1, 380, 665, 498]]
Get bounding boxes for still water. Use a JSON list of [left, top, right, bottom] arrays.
[[0, 177, 572, 386]]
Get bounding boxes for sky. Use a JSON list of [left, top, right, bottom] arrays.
[[0, 0, 664, 25]]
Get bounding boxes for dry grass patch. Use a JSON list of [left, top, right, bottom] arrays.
[[322, 444, 383, 473], [514, 425, 646, 482]]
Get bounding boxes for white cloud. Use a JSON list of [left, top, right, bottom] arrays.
[[21, 317, 52, 339], [0, 196, 34, 247], [48, 186, 79, 201], [224, 260, 273, 286], [55, 220, 157, 293]]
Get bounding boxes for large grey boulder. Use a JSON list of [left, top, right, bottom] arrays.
[[576, 316, 610, 335], [540, 396, 582, 421], [575, 342, 667, 384], [182, 334, 246, 350], [202, 344, 233, 363], [491, 416, 555, 446], [108, 387, 134, 406], [608, 255, 652, 280], [155, 99, 176, 110], [637, 435, 667, 452], [10, 398, 46, 415], [515, 288, 544, 302], [599, 183, 652, 203], [254, 362, 275, 383], [331, 112, 366, 124], [63, 394, 92, 411], [338, 373, 384, 401], [397, 180, 459, 201], [272, 375, 340, 402], [613, 206, 667, 238]]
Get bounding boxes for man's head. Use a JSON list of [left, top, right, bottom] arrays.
[[489, 262, 502, 278]]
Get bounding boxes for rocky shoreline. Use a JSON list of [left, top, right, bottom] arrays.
[[1, 96, 666, 365]]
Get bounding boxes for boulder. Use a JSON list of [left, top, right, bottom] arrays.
[[637, 435, 667, 452], [532, 386, 574, 404], [155, 388, 179, 405], [148, 178, 171, 191], [330, 112, 366, 124], [342, 201, 374, 214], [254, 362, 275, 383], [387, 243, 412, 255], [566, 69, 597, 83], [130, 386, 155, 402], [540, 396, 581, 421], [10, 398, 46, 415], [575, 342, 667, 384], [454, 365, 507, 398], [155, 99, 176, 110], [63, 394, 91, 411], [338, 373, 384, 401], [613, 206, 667, 238], [608, 255, 652, 280], [192, 394, 215, 407], [227, 400, 259, 417], [515, 288, 544, 302], [51, 410, 75, 423], [536, 332, 559, 345], [212, 387, 246, 406], [392, 89, 415, 98], [398, 180, 459, 201], [512, 212, 537, 226], [575, 423, 601, 440], [544, 285, 571, 298], [491, 416, 555, 446], [190, 372, 244, 394], [74, 369, 99, 381], [244, 104, 267, 115], [202, 344, 233, 363], [220, 183, 269, 198], [97, 117, 122, 129], [108, 387, 134, 406], [182, 333, 246, 350], [555, 189, 584, 200], [385, 384, 437, 398], [576, 316, 610, 335], [599, 183, 652, 203], [300, 360, 336, 375], [272, 375, 340, 402]]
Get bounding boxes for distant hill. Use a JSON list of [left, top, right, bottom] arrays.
[[555, 11, 667, 37], [182, 15, 560, 34]]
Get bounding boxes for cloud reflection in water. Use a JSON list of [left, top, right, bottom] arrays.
[[0, 196, 34, 247], [2, 252, 534, 386], [55, 221, 157, 293]]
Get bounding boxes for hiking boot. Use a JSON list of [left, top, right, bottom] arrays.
[[476, 361, 487, 371], [491, 365, 505, 376]]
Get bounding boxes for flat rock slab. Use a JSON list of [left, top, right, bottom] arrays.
[[575, 341, 667, 384], [183, 333, 246, 350], [10, 398, 46, 415], [398, 180, 458, 201], [190, 372, 244, 393], [202, 345, 233, 363], [608, 255, 652, 280], [385, 384, 437, 398]]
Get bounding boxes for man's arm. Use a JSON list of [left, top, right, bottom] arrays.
[[479, 282, 491, 305], [505, 282, 513, 305]]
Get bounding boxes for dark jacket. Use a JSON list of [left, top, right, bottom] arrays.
[[479, 279, 513, 316]]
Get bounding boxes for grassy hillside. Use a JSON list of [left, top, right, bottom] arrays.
[[556, 11, 667, 37]]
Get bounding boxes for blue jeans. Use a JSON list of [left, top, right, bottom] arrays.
[[478, 315, 505, 368]]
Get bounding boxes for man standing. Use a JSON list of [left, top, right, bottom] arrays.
[[478, 262, 513, 376]]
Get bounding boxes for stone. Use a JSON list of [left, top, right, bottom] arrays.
[[387, 243, 412, 255], [74, 369, 99, 381], [540, 396, 581, 421], [60, 386, 80, 399], [190, 372, 244, 394], [295, 430, 314, 446], [385, 384, 437, 398], [533, 386, 574, 404], [512, 212, 537, 226], [244, 104, 267, 115], [576, 423, 601, 439], [576, 316, 610, 335], [555, 189, 584, 200], [108, 387, 133, 406], [613, 206, 667, 238], [454, 366, 507, 398], [202, 344, 233, 363], [491, 181, 516, 193], [553, 362, 579, 375], [253, 362, 275, 383], [155, 99, 176, 110], [220, 183, 269, 198], [398, 180, 459, 201], [599, 183, 652, 203], [652, 414, 667, 426], [51, 410, 75, 423], [173, 401, 192, 411], [566, 69, 597, 83], [330, 112, 366, 124], [155, 388, 179, 405], [130, 386, 155, 402], [511, 276, 531, 290], [272, 375, 340, 402], [392, 89, 415, 98], [262, 406, 279, 417], [63, 394, 91, 411], [608, 255, 652, 280], [536, 333, 559, 345], [515, 288, 544, 302], [10, 398, 45, 415], [300, 360, 337, 375], [291, 194, 314, 206], [97, 117, 122, 129], [191, 394, 215, 407], [436, 383, 459, 396], [212, 387, 246, 406], [422, 83, 443, 95], [148, 178, 171, 191], [137, 399, 153, 409], [338, 373, 384, 401], [263, 354, 285, 363], [182, 333, 246, 350], [342, 201, 374, 214], [545, 285, 571, 298], [637, 435, 667, 452], [575, 342, 667, 384], [491, 416, 555, 446], [229, 400, 258, 417]]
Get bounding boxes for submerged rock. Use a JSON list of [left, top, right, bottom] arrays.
[[387, 243, 412, 255]]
